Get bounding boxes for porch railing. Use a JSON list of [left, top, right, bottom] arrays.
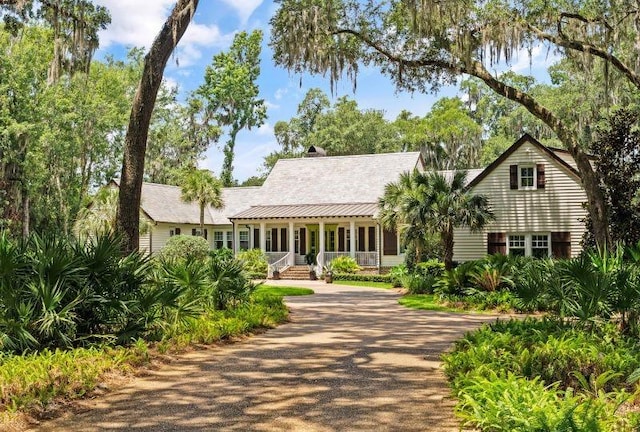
[[268, 252, 291, 278], [266, 252, 288, 264], [322, 251, 378, 267]]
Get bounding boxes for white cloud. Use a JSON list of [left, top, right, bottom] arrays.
[[220, 0, 263, 24], [264, 100, 280, 110], [95, 1, 231, 68], [274, 87, 288, 100], [507, 45, 560, 74], [256, 122, 274, 137]]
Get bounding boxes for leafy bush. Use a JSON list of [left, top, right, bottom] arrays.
[[236, 248, 268, 277], [332, 273, 392, 283], [444, 318, 640, 430], [434, 260, 481, 296], [399, 273, 437, 294], [158, 235, 210, 262], [209, 247, 233, 262], [329, 256, 361, 273], [415, 259, 445, 278], [388, 264, 408, 287]]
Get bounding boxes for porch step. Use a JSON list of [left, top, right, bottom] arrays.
[[279, 266, 315, 280]]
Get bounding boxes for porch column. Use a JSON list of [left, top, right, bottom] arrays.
[[349, 220, 356, 259], [319, 220, 325, 266], [260, 222, 266, 252], [234, 224, 240, 255], [288, 221, 295, 266]]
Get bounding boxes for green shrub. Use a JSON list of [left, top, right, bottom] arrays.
[[400, 273, 437, 294], [329, 256, 361, 273], [415, 259, 445, 278], [209, 247, 234, 262], [388, 264, 408, 287], [158, 235, 210, 262], [236, 248, 268, 276], [444, 318, 640, 430], [332, 273, 392, 283], [209, 258, 255, 310]]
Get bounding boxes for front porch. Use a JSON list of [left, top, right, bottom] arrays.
[[256, 220, 381, 270]]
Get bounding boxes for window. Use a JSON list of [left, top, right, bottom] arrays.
[[214, 231, 224, 249], [170, 229, 175, 237], [531, 234, 550, 258], [507, 233, 551, 258], [294, 230, 299, 254], [329, 230, 336, 252], [266, 229, 272, 252], [520, 166, 534, 188], [239, 231, 249, 250], [226, 231, 233, 249], [346, 229, 351, 252], [508, 235, 526, 256]]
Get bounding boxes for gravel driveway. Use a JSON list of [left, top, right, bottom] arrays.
[[34, 281, 496, 431]]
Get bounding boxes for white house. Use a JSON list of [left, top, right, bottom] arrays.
[[135, 150, 425, 273], [452, 134, 588, 261], [129, 134, 588, 276]]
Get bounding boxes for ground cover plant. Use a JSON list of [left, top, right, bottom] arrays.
[[0, 232, 289, 423], [436, 243, 640, 430]]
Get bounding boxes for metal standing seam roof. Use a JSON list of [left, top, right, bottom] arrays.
[[231, 203, 380, 220]]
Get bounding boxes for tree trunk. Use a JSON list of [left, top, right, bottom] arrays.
[[441, 228, 455, 270], [221, 129, 238, 187], [200, 203, 205, 237], [117, 0, 199, 253]]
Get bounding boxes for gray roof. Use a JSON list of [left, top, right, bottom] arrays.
[[137, 182, 260, 225], [232, 203, 380, 220], [439, 169, 485, 184], [253, 152, 424, 207]]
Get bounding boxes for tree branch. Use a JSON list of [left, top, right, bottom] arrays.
[[524, 21, 640, 89]]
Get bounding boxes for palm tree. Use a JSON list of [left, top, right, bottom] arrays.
[[180, 169, 224, 237], [379, 169, 493, 270]]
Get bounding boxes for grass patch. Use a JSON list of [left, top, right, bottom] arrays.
[[398, 294, 467, 312], [253, 286, 314, 297], [333, 280, 394, 289]]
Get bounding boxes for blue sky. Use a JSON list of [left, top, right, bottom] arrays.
[[93, 0, 553, 182]]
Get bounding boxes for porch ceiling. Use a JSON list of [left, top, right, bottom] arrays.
[[230, 203, 379, 220]]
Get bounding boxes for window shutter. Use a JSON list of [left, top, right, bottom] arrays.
[[551, 232, 571, 258], [280, 228, 287, 252], [383, 229, 398, 255], [509, 165, 518, 189], [271, 228, 278, 252], [299, 228, 306, 255], [192, 228, 196, 236], [253, 228, 260, 249], [358, 227, 365, 252], [487, 232, 507, 255], [368, 227, 376, 252], [338, 227, 345, 251], [204, 229, 208, 240], [175, 228, 181, 235], [536, 164, 546, 189]]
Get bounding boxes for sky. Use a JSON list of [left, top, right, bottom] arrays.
[[93, 0, 555, 182]]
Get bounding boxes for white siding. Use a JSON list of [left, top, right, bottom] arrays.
[[453, 142, 587, 262], [150, 222, 231, 254], [139, 231, 151, 254]]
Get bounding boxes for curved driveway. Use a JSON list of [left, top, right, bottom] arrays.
[[36, 281, 496, 431]]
